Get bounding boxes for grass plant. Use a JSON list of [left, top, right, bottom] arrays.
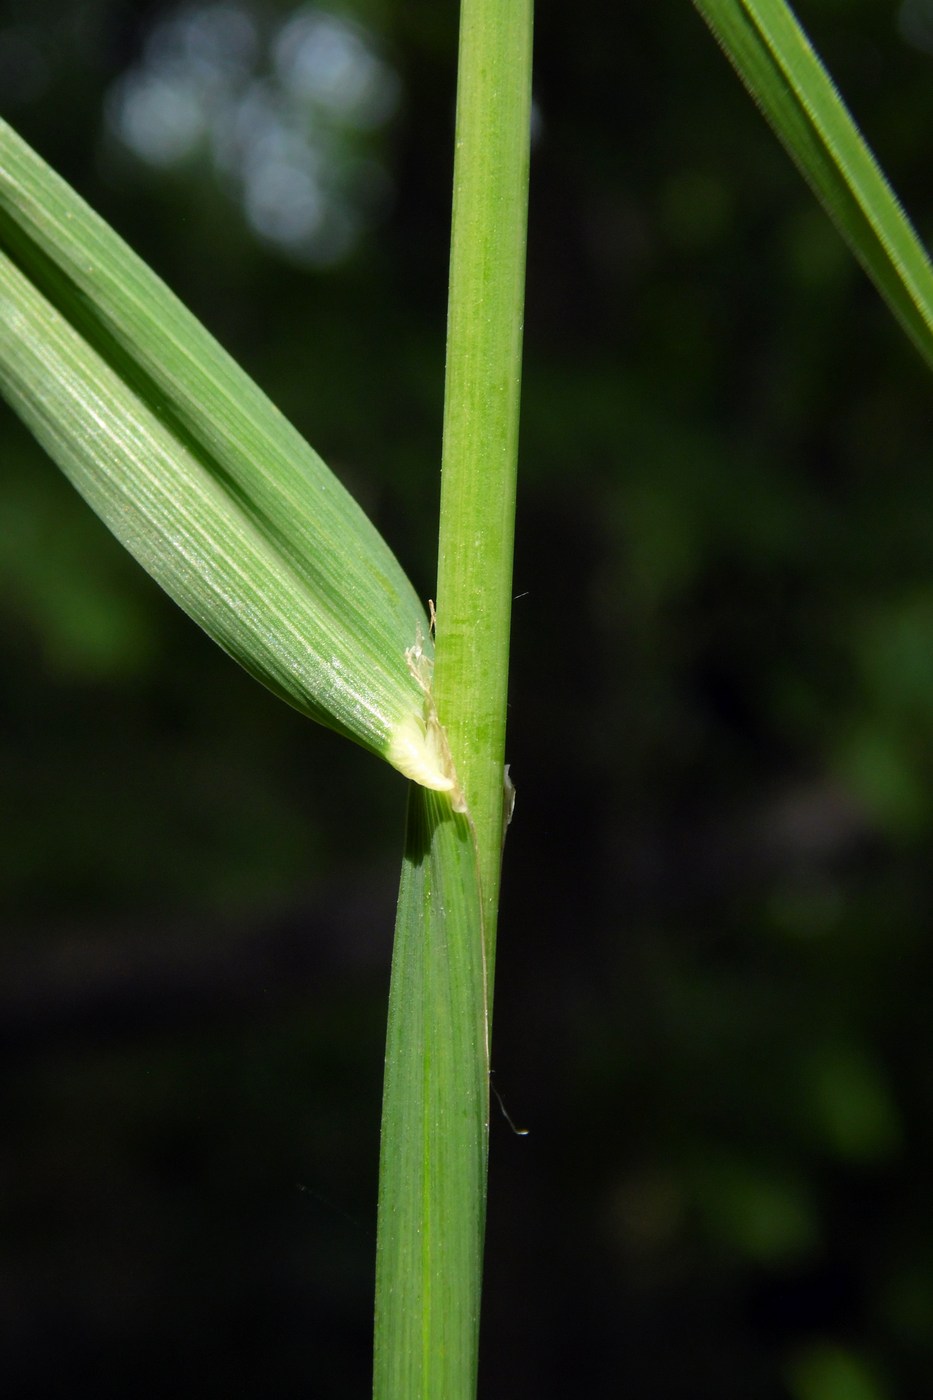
[[0, 1, 930, 1395], [373, 2, 531, 1394]]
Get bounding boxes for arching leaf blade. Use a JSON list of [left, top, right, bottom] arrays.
[[693, 0, 933, 370], [0, 118, 451, 789]]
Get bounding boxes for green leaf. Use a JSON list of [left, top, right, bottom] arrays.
[[373, 787, 489, 1399], [693, 0, 933, 370], [0, 118, 452, 790]]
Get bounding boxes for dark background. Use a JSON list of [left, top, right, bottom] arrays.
[[2, 1, 933, 1395]]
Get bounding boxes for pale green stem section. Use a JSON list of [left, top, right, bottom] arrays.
[[433, 0, 534, 982]]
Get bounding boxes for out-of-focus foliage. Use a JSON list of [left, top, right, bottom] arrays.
[[2, 2, 932, 1397]]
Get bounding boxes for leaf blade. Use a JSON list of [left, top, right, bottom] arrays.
[[693, 0, 933, 370], [0, 118, 450, 787]]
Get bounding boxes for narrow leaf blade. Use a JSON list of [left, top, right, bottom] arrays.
[[693, 0, 933, 369], [0, 118, 451, 788]]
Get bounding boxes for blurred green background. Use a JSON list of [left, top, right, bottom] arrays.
[[2, 1, 933, 1395]]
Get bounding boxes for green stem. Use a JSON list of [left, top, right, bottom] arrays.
[[372, 3, 532, 1395], [433, 0, 534, 985]]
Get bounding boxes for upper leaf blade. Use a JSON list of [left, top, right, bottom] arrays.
[[0, 117, 450, 789], [693, 0, 933, 371]]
